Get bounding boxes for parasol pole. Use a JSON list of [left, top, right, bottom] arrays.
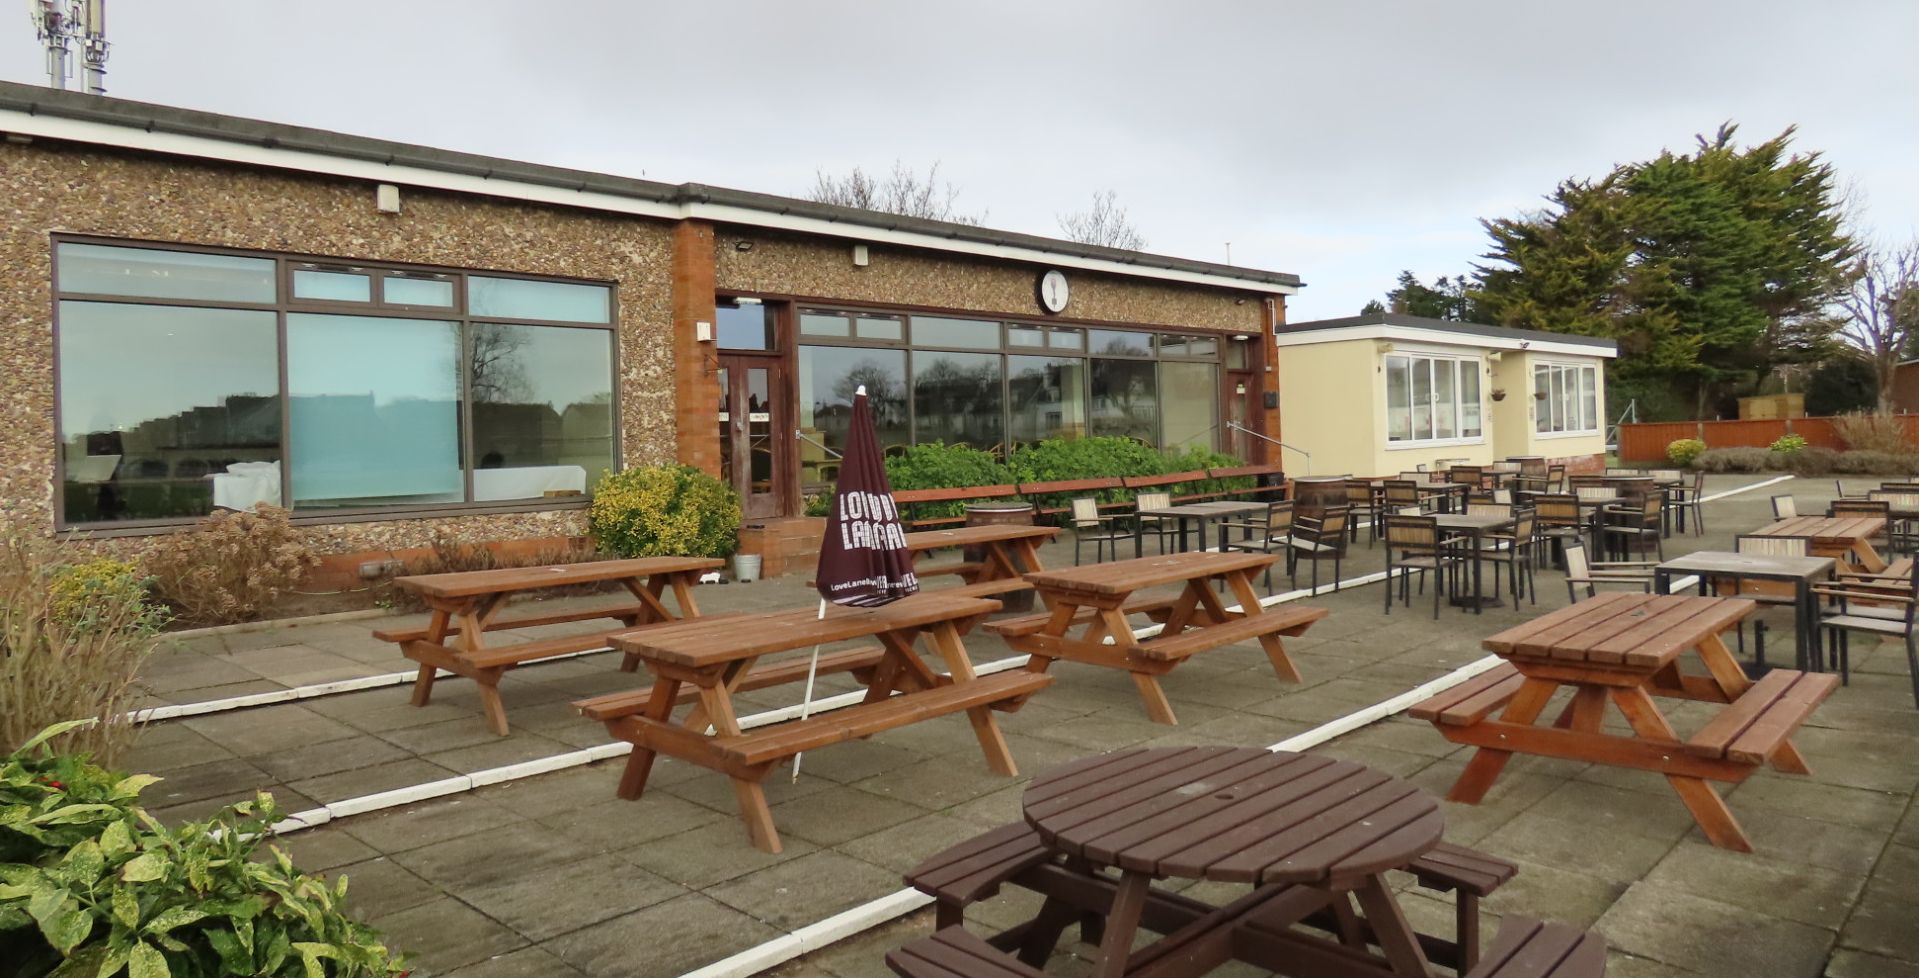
[[790, 597, 829, 782]]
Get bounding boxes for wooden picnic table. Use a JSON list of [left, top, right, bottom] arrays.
[[904, 524, 1058, 601], [1654, 552, 1834, 673], [1412, 592, 1838, 852], [986, 551, 1325, 724], [1752, 515, 1886, 573], [375, 556, 719, 735], [577, 592, 1051, 852], [1133, 500, 1269, 555]]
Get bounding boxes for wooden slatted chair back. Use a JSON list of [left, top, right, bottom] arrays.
[[1468, 502, 1513, 518], [1568, 474, 1606, 490], [1384, 480, 1422, 508], [1830, 499, 1891, 521], [1881, 482, 1919, 492], [1344, 480, 1374, 506], [1519, 458, 1548, 478], [1448, 465, 1483, 486], [1136, 491, 1171, 512], [1397, 470, 1428, 484], [1547, 464, 1567, 490], [1650, 468, 1682, 482], [1575, 486, 1615, 502], [1384, 513, 1440, 555], [1069, 497, 1101, 528], [1771, 494, 1797, 518], [1870, 490, 1919, 512], [1263, 501, 1295, 534], [1736, 534, 1809, 558], [1534, 493, 1581, 526], [1563, 540, 1593, 581]]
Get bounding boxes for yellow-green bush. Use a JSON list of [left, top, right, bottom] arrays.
[[47, 557, 166, 635], [1665, 438, 1707, 467], [589, 465, 741, 559]]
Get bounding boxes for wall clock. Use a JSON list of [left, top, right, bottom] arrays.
[[1037, 269, 1069, 314]]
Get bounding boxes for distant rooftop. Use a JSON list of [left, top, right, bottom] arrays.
[[1281, 310, 1617, 354]]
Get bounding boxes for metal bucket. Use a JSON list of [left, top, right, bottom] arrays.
[[731, 552, 762, 583]]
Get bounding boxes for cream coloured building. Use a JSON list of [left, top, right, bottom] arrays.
[[1274, 312, 1617, 477]]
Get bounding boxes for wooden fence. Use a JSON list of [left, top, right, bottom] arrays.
[[1617, 415, 1919, 461]]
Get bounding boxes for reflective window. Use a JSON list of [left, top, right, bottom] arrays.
[[1532, 363, 1598, 434], [58, 302, 281, 523], [57, 243, 276, 303], [798, 346, 908, 456], [1161, 361, 1219, 450], [469, 276, 611, 323], [913, 351, 1004, 449], [913, 316, 999, 349], [1008, 326, 1046, 348], [800, 311, 852, 337], [1386, 355, 1412, 442], [470, 324, 615, 501], [1158, 335, 1218, 359], [1460, 362, 1483, 437], [384, 275, 455, 307], [1008, 356, 1086, 446], [1089, 330, 1152, 357], [287, 314, 464, 509], [1225, 340, 1251, 369], [293, 269, 372, 303], [857, 316, 903, 341], [1387, 353, 1482, 443], [1048, 329, 1085, 350], [1089, 359, 1158, 442], [716, 302, 775, 350]]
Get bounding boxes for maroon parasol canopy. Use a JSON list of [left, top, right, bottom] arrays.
[[815, 388, 918, 607]]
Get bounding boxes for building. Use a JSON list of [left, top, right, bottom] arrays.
[[1274, 312, 1617, 476], [0, 83, 1302, 581]]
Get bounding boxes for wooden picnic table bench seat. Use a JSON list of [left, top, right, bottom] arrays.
[[983, 596, 1182, 640], [706, 669, 1052, 767], [918, 559, 987, 578], [370, 599, 649, 644], [1139, 604, 1327, 661], [1683, 668, 1838, 765], [887, 926, 1044, 978], [1408, 663, 1525, 727], [573, 645, 887, 718], [1462, 915, 1605, 978]]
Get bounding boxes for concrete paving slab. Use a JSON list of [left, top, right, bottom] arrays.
[[535, 795, 718, 851], [1598, 880, 1835, 978], [620, 821, 819, 889], [706, 849, 901, 931], [328, 857, 443, 921], [459, 857, 686, 941], [1645, 841, 1864, 929], [371, 896, 529, 975], [342, 795, 526, 854], [546, 892, 785, 978], [389, 821, 606, 891], [444, 946, 588, 978]]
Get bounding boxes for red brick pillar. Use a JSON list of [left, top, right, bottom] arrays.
[[671, 220, 721, 475], [1256, 295, 1286, 466]]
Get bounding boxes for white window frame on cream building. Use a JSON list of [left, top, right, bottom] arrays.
[[1384, 349, 1485, 449], [1532, 360, 1600, 438]]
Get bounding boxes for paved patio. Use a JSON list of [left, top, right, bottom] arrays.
[[122, 476, 1919, 978]]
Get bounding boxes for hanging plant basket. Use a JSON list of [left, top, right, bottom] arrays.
[[1533, 390, 1548, 400], [1491, 389, 1508, 402]]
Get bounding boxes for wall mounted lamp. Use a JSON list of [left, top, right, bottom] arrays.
[[694, 321, 713, 343]]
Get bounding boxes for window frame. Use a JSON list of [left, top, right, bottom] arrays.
[[1383, 350, 1486, 449], [1532, 360, 1602, 437], [50, 234, 622, 533]]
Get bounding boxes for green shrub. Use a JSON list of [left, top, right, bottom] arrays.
[[1161, 446, 1254, 499], [802, 493, 833, 518], [0, 724, 404, 978], [1007, 437, 1167, 515], [1779, 446, 1839, 476], [883, 443, 1013, 522], [1666, 438, 1707, 467], [1769, 434, 1808, 455], [143, 507, 317, 626], [589, 465, 740, 559], [1, 540, 160, 765], [1692, 447, 1774, 473]]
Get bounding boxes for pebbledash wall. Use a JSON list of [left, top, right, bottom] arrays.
[[0, 83, 1300, 585]]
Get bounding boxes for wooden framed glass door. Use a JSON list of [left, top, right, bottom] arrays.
[[717, 354, 787, 519], [1226, 369, 1257, 459]]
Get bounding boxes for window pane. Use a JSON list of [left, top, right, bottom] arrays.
[[292, 269, 371, 302], [1534, 366, 1551, 433], [1386, 355, 1411, 442], [1411, 359, 1433, 439], [716, 302, 774, 350], [1550, 368, 1566, 432], [1047, 328, 1085, 350], [58, 302, 281, 523], [384, 275, 455, 307], [470, 324, 615, 501], [1225, 340, 1251, 369], [1580, 368, 1597, 431], [1159, 335, 1218, 359], [1460, 360, 1482, 437], [287, 314, 463, 508], [1433, 359, 1456, 439], [913, 351, 1004, 449], [468, 276, 610, 323], [800, 312, 851, 337], [1089, 330, 1151, 357], [1161, 362, 1218, 451], [57, 243, 276, 303], [1008, 327, 1046, 348], [857, 316, 903, 341], [913, 316, 999, 349], [1008, 355, 1087, 446], [1090, 359, 1158, 443], [1562, 367, 1577, 433], [798, 346, 908, 464]]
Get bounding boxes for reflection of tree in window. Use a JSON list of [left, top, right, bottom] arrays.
[[467, 324, 531, 404], [913, 353, 1003, 448]]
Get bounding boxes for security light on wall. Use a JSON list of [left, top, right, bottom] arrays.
[[1486, 351, 1504, 363], [375, 184, 401, 214], [1374, 340, 1395, 353], [852, 244, 870, 267], [695, 321, 713, 343]]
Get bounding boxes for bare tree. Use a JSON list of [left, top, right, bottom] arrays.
[[1056, 190, 1146, 251], [1834, 240, 1919, 414], [808, 161, 984, 225]]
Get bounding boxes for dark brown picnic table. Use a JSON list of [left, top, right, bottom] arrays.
[[374, 556, 719, 735], [1412, 592, 1838, 852], [987, 552, 1326, 724], [576, 592, 1051, 852]]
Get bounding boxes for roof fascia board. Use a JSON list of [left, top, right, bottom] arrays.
[[1271, 323, 1617, 358], [0, 108, 1297, 296]]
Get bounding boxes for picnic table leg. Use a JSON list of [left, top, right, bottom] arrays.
[[1352, 874, 1433, 978], [1090, 871, 1151, 978], [928, 623, 1020, 775], [732, 778, 782, 853], [617, 677, 681, 800], [668, 571, 702, 617], [476, 672, 511, 737], [1224, 570, 1303, 684], [457, 595, 513, 735], [1447, 677, 1557, 804], [411, 608, 453, 706], [1608, 686, 1753, 852]]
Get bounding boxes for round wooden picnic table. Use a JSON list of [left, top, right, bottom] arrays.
[[1022, 746, 1445, 978]]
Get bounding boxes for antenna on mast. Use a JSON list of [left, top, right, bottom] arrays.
[[27, 0, 70, 90], [25, 0, 106, 94], [77, 0, 106, 94]]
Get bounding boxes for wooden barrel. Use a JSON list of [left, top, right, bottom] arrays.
[[1291, 476, 1350, 513]]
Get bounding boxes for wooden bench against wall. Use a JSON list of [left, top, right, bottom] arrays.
[[893, 466, 1287, 530]]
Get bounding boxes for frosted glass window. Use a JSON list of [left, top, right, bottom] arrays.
[[1460, 361, 1483, 437], [384, 276, 455, 307], [1160, 361, 1218, 450], [1386, 356, 1412, 442], [288, 314, 463, 508], [1434, 359, 1457, 439], [913, 316, 999, 349], [468, 276, 610, 323], [293, 269, 371, 302], [57, 243, 275, 303], [856, 316, 903, 341]]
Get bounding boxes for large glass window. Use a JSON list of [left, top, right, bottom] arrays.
[[1386, 352, 1483, 444], [1160, 361, 1219, 450], [913, 317, 999, 349], [288, 314, 464, 509], [1089, 330, 1152, 357], [58, 302, 280, 523], [798, 345, 908, 457], [52, 240, 618, 526], [913, 351, 1004, 449], [1533, 362, 1600, 434], [1090, 359, 1159, 442], [1007, 356, 1087, 446], [716, 301, 775, 350]]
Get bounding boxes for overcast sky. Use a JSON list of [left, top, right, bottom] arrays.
[[7, 1, 1915, 320]]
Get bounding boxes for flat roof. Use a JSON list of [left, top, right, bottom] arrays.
[[1280, 310, 1617, 355], [0, 82, 1301, 295]]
